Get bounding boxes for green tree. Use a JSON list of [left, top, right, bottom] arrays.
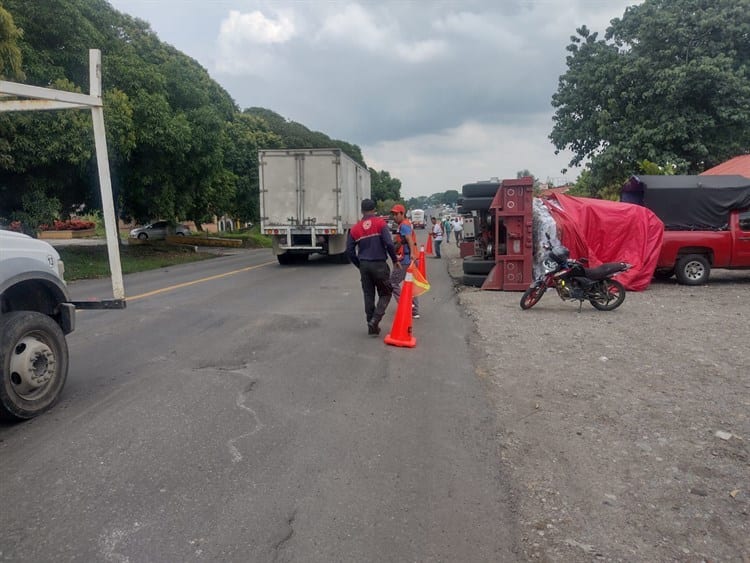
[[0, 4, 24, 80], [551, 0, 750, 197], [370, 169, 401, 202]]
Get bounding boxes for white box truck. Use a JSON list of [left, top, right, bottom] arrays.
[[259, 148, 371, 264]]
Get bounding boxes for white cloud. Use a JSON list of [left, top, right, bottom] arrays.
[[219, 9, 296, 45], [215, 9, 296, 75], [317, 3, 446, 63], [363, 114, 582, 199]]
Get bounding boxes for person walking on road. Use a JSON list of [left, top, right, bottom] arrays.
[[389, 204, 420, 319], [346, 199, 400, 335], [430, 216, 444, 258], [452, 217, 463, 246], [443, 217, 452, 244]]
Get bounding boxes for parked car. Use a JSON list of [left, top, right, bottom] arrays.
[[129, 221, 190, 240]]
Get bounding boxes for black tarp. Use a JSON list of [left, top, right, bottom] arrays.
[[621, 175, 750, 230]]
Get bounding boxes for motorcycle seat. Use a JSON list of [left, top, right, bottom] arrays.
[[584, 262, 627, 280]]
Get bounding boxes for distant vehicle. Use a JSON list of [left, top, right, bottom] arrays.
[[622, 175, 750, 284], [259, 148, 370, 265], [129, 221, 190, 240], [411, 209, 426, 229]]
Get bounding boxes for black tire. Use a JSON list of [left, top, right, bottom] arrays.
[[462, 182, 500, 198], [589, 279, 626, 311], [0, 311, 69, 421], [674, 254, 710, 285], [277, 253, 294, 265], [137, 232, 148, 240], [653, 269, 674, 281], [460, 196, 494, 211], [520, 284, 546, 309], [462, 273, 487, 287], [463, 256, 495, 275]]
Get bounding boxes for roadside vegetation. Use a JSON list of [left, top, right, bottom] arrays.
[[58, 245, 215, 281], [58, 224, 272, 281]]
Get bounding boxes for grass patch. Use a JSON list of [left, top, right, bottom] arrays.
[[58, 244, 216, 281], [201, 229, 272, 248]]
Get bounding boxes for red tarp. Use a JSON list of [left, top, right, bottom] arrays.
[[543, 194, 664, 291]]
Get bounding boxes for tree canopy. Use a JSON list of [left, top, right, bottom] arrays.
[[0, 0, 399, 231], [550, 0, 750, 196]]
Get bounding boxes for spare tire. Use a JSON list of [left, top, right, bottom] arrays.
[[460, 196, 494, 211], [463, 182, 500, 198], [463, 256, 495, 275]]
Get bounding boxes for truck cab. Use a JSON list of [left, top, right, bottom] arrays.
[[0, 230, 74, 420], [623, 174, 750, 284]]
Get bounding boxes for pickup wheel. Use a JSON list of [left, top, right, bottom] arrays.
[[0, 311, 69, 421], [675, 254, 710, 285]]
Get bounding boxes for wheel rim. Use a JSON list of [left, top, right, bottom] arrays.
[[684, 260, 705, 281], [9, 334, 57, 399], [590, 280, 624, 310]]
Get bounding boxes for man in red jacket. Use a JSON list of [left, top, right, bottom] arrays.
[[346, 199, 401, 335]]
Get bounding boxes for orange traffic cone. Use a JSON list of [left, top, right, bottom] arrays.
[[384, 271, 417, 348], [425, 232, 433, 254], [418, 246, 426, 278]]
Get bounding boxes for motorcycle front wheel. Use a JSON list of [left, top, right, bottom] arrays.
[[520, 284, 546, 309], [589, 279, 626, 311]]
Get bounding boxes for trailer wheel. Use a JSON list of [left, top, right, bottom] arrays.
[[277, 253, 297, 265], [462, 257, 495, 275], [460, 196, 494, 212], [333, 252, 350, 264], [462, 182, 500, 198], [675, 254, 710, 285], [0, 311, 69, 421], [462, 273, 487, 287]]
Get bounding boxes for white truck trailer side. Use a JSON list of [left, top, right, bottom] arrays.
[[259, 148, 371, 264]]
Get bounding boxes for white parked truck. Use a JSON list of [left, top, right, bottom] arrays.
[[259, 148, 371, 264], [0, 231, 124, 420], [0, 50, 126, 421]]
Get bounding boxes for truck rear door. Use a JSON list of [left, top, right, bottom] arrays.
[[262, 153, 299, 226], [302, 152, 339, 226], [261, 151, 339, 227]]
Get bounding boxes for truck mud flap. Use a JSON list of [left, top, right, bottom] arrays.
[[70, 299, 127, 310]]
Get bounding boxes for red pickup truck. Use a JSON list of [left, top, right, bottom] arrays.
[[622, 175, 750, 284]]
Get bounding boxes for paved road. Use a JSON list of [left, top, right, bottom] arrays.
[[0, 248, 516, 561]]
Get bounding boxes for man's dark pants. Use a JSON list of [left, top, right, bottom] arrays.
[[359, 260, 392, 325]]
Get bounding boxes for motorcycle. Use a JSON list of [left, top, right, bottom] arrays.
[[520, 234, 632, 312]]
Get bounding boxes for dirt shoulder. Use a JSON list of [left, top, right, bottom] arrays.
[[441, 242, 749, 562]]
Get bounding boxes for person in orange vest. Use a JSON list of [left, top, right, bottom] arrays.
[[389, 204, 420, 318], [346, 199, 400, 335]]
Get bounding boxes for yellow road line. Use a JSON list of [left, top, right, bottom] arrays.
[[127, 261, 276, 302]]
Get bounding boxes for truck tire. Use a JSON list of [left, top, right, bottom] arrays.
[[462, 273, 487, 287], [462, 256, 495, 275], [0, 311, 69, 421], [333, 252, 350, 264], [675, 254, 710, 285], [460, 196, 494, 212], [462, 182, 500, 198], [277, 253, 300, 265]]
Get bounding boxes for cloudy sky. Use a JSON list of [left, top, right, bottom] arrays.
[[108, 0, 640, 198]]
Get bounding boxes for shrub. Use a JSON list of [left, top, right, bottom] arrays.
[[38, 219, 96, 231]]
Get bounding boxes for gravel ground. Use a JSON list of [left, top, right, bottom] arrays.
[[441, 242, 749, 562]]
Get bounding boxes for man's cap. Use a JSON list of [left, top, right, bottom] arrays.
[[390, 204, 406, 214], [361, 198, 376, 212]]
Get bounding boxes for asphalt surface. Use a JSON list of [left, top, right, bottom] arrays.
[[0, 245, 516, 561]]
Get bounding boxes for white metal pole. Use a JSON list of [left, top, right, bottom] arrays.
[[89, 49, 125, 300]]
